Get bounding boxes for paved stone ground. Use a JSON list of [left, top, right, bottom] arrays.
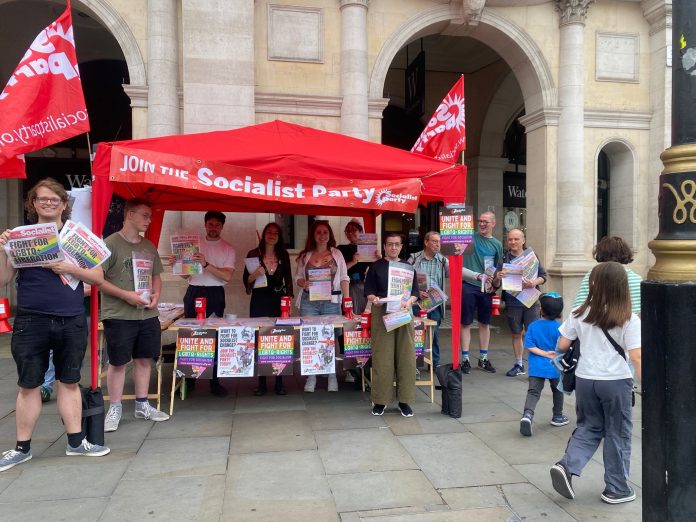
[[0, 316, 642, 521]]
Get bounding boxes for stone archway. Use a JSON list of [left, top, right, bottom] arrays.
[[369, 4, 556, 115]]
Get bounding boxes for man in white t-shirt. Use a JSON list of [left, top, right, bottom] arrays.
[[181, 211, 236, 396]]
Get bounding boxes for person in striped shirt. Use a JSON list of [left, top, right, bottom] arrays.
[[572, 237, 642, 315]]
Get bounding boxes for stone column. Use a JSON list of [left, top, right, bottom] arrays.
[[548, 1, 594, 296], [339, 0, 369, 140], [147, 0, 179, 137]]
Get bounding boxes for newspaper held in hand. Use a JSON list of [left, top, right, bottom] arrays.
[[59, 220, 112, 290], [382, 308, 413, 332], [507, 249, 542, 308], [418, 283, 448, 312], [132, 250, 154, 305], [386, 262, 415, 312], [3, 223, 64, 268], [171, 234, 202, 276]]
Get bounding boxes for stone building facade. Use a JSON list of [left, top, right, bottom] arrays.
[[0, 0, 671, 313]]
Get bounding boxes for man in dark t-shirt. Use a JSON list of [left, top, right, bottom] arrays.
[[0, 178, 110, 472]]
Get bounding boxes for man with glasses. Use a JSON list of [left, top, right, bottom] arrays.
[[0, 178, 110, 471], [408, 231, 449, 368], [100, 198, 170, 432], [177, 210, 235, 397], [460, 211, 503, 373]]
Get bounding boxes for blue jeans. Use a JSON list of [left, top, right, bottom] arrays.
[[428, 306, 443, 367], [299, 293, 341, 316]]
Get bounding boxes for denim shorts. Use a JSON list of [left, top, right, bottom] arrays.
[[11, 312, 87, 388], [103, 316, 161, 366], [299, 293, 341, 316]]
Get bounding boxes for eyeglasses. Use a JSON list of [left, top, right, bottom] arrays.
[[427, 239, 440, 244], [385, 242, 402, 248], [34, 197, 63, 206], [478, 220, 492, 225]]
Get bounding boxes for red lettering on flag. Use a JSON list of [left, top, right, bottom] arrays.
[[0, 0, 89, 178], [411, 75, 466, 163]]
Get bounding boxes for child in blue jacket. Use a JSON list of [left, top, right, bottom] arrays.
[[520, 292, 568, 436]]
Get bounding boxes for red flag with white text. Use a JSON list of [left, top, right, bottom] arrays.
[[0, 0, 89, 178], [410, 75, 465, 163]]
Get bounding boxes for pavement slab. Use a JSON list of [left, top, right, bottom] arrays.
[[316, 428, 417, 475], [456, 400, 523, 424], [101, 475, 226, 521], [307, 402, 387, 431], [124, 436, 229, 479], [223, 449, 337, 521], [352, 506, 518, 521], [0, 497, 109, 522], [149, 409, 234, 439], [399, 432, 527, 489], [328, 469, 443, 513], [229, 410, 315, 454]]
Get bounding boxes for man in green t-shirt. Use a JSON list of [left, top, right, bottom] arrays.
[[460, 211, 503, 374], [100, 199, 170, 432]]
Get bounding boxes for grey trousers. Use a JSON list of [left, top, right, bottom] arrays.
[[523, 376, 563, 417], [560, 377, 634, 495]]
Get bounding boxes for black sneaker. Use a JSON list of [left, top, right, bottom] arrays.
[[398, 402, 414, 417], [520, 412, 533, 436], [478, 359, 496, 373], [551, 414, 570, 427], [601, 487, 636, 504], [371, 403, 386, 416], [460, 359, 471, 374], [550, 462, 575, 499]]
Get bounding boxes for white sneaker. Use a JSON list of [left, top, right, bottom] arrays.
[[328, 374, 338, 392], [304, 375, 316, 393], [134, 401, 170, 422], [104, 404, 122, 432], [66, 438, 111, 457]]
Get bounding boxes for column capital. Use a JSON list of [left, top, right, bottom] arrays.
[[555, 0, 593, 27], [642, 0, 672, 35], [339, 0, 368, 9]]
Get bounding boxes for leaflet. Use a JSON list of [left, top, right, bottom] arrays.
[[132, 250, 154, 304], [3, 223, 64, 268], [244, 256, 267, 288], [217, 326, 256, 378], [382, 308, 413, 332], [300, 324, 336, 376], [308, 267, 332, 301], [481, 256, 496, 293], [356, 233, 379, 262], [418, 283, 448, 312], [171, 234, 202, 276], [501, 263, 524, 292], [386, 262, 414, 312]]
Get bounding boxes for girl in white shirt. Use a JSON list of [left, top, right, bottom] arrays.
[[550, 262, 641, 505]]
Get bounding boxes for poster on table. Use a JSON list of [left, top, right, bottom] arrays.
[[438, 204, 474, 256], [342, 321, 371, 370], [176, 328, 217, 379], [300, 323, 336, 376], [386, 262, 415, 312], [3, 223, 64, 268], [257, 325, 295, 376], [171, 234, 202, 276], [217, 326, 255, 378], [356, 233, 379, 262]]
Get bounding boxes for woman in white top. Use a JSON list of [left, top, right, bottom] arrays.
[[550, 262, 642, 505], [295, 221, 349, 392]]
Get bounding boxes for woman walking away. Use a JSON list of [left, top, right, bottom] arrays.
[[243, 222, 293, 395], [550, 262, 641, 505]]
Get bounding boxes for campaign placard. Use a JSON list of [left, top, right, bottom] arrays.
[[176, 328, 217, 379], [217, 326, 255, 378], [300, 323, 336, 376], [257, 325, 295, 376], [439, 205, 474, 256], [3, 223, 64, 268], [342, 321, 371, 369]]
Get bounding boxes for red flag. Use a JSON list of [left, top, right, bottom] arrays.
[[411, 75, 465, 163], [0, 0, 89, 178]]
